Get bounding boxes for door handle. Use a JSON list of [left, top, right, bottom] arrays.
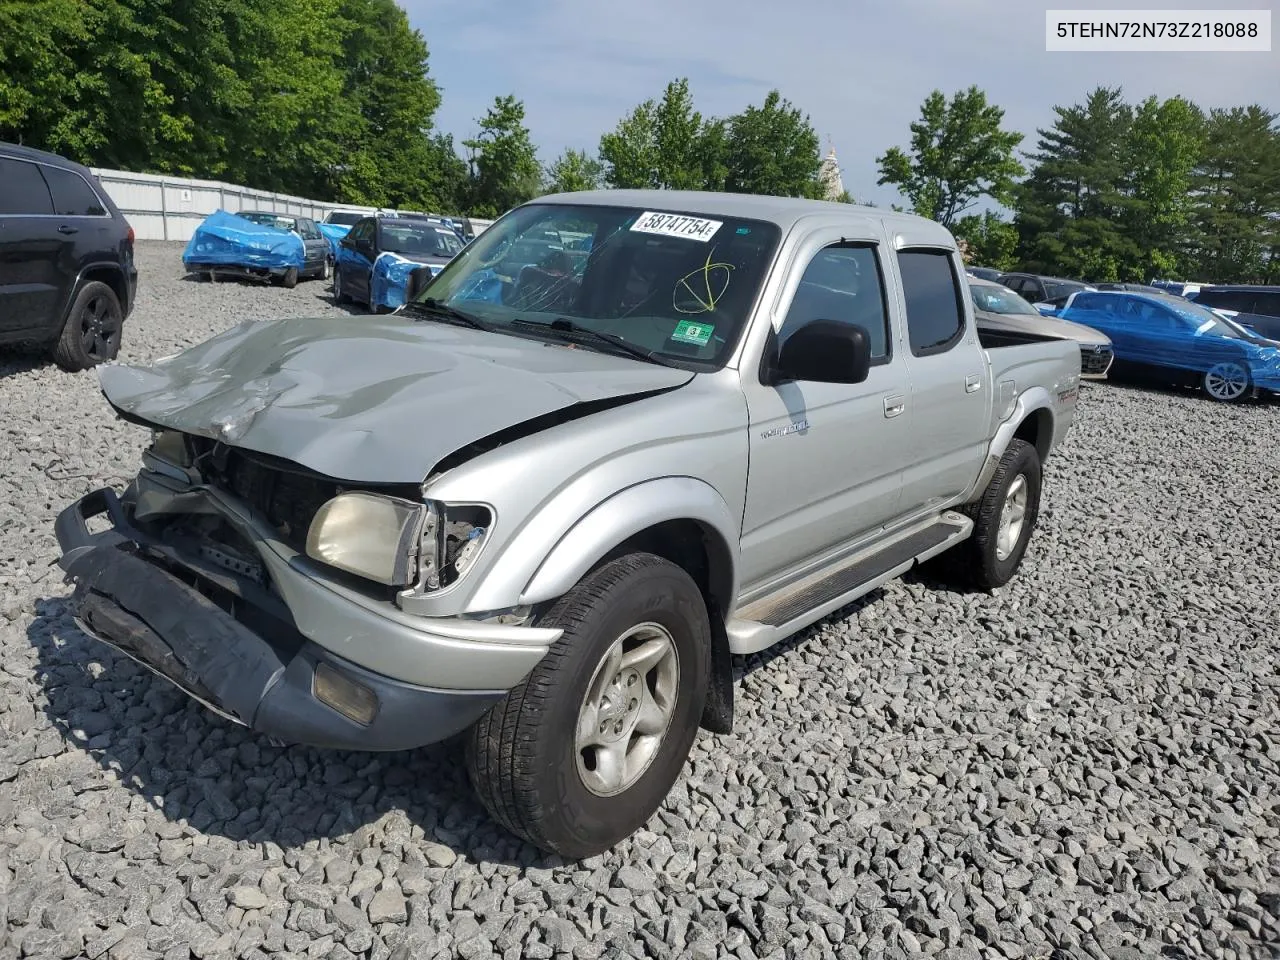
[[883, 394, 906, 418], [57, 225, 78, 235], [965, 374, 983, 393]]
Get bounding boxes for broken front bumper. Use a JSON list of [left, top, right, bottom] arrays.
[[53, 486, 554, 751]]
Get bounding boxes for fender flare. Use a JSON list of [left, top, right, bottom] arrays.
[[516, 475, 741, 608], [967, 385, 1055, 501], [61, 260, 128, 321]]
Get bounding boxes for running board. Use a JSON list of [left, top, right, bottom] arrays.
[[726, 512, 972, 655]]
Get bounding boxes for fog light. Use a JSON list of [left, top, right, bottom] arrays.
[[314, 662, 378, 726]]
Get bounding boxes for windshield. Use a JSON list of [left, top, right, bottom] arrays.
[[1154, 295, 1247, 338], [239, 212, 295, 231], [381, 222, 463, 259], [325, 212, 363, 226], [970, 283, 1040, 316], [415, 203, 783, 367]]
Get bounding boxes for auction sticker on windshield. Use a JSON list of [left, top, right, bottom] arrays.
[[671, 319, 714, 346], [630, 212, 723, 242]]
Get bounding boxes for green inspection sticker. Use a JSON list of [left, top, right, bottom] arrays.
[[671, 319, 714, 346]]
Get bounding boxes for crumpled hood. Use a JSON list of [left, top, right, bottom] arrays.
[[975, 310, 1112, 346], [98, 315, 694, 483]]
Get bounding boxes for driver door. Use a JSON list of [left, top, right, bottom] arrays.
[[739, 225, 911, 590]]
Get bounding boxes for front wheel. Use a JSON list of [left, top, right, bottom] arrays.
[[278, 266, 299, 289], [333, 268, 348, 304], [465, 553, 710, 859], [1203, 361, 1250, 402]]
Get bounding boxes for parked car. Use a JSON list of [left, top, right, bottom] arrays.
[[969, 276, 1113, 379], [1092, 282, 1166, 295], [965, 266, 1003, 282], [997, 273, 1094, 312], [183, 210, 328, 288], [1056, 290, 1280, 401], [53, 190, 1080, 858], [1150, 280, 1210, 298], [235, 211, 332, 282], [0, 141, 137, 371], [1187, 285, 1280, 340], [333, 215, 465, 311]]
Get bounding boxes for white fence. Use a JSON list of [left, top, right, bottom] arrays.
[[88, 167, 494, 242], [88, 168, 379, 242]]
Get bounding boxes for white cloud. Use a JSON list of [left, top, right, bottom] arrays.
[[409, 0, 1280, 208]]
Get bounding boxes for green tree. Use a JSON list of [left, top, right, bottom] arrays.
[[1013, 86, 1135, 280], [953, 211, 1018, 269], [877, 86, 1024, 226], [544, 148, 604, 193], [721, 90, 823, 198], [1183, 106, 1280, 282], [598, 78, 721, 190], [1120, 95, 1203, 280], [463, 94, 540, 218]]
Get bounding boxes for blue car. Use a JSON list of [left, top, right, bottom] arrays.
[[1057, 290, 1280, 402]]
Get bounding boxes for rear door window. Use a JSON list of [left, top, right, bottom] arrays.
[[41, 165, 108, 216], [897, 249, 966, 356], [0, 158, 55, 215]]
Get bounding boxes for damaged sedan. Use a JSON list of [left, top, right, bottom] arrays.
[[55, 190, 1080, 858]]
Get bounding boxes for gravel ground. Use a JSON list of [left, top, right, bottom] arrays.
[[2, 241, 1278, 960]]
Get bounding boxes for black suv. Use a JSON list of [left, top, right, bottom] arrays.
[[0, 142, 138, 371], [1189, 285, 1280, 340]]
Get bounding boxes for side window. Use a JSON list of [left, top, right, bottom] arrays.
[[778, 244, 891, 361], [41, 165, 107, 216], [0, 158, 55, 215], [897, 249, 966, 356]]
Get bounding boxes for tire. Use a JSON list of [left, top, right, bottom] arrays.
[[333, 269, 348, 304], [946, 438, 1042, 591], [279, 267, 299, 289], [320, 257, 332, 281], [1202, 361, 1250, 402], [51, 281, 124, 372], [465, 553, 711, 859]]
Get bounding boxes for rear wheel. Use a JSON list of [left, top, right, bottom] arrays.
[[942, 438, 1042, 591], [51, 281, 124, 372], [1203, 361, 1250, 402], [465, 553, 710, 858]]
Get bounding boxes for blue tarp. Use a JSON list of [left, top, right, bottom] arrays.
[[183, 210, 306, 271], [1058, 290, 1280, 397], [318, 222, 351, 256], [371, 252, 444, 311]]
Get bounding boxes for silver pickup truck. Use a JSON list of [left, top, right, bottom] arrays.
[[54, 190, 1081, 858]]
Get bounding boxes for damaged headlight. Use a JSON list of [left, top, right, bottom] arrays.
[[415, 503, 493, 592], [306, 493, 429, 587]]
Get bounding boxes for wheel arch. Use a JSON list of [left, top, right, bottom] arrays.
[[498, 477, 741, 735], [965, 386, 1055, 503], [62, 262, 128, 328]]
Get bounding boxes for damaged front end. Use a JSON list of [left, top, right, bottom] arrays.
[[53, 428, 558, 751]]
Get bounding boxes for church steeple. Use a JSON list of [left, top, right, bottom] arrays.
[[818, 136, 845, 202]]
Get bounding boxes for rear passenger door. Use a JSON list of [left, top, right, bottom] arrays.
[[740, 228, 911, 587], [891, 246, 990, 511], [0, 156, 66, 334]]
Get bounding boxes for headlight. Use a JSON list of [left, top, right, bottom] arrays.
[[306, 493, 429, 587]]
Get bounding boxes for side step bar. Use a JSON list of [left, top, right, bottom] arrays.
[[726, 512, 972, 655]]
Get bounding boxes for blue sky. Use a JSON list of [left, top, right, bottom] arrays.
[[408, 1, 1280, 210]]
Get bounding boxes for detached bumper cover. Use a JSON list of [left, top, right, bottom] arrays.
[[53, 488, 519, 751]]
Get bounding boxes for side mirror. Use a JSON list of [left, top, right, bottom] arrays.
[[772, 320, 871, 384], [406, 265, 435, 302]]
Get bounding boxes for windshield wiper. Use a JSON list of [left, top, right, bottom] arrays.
[[402, 298, 490, 331], [511, 318, 672, 366]]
